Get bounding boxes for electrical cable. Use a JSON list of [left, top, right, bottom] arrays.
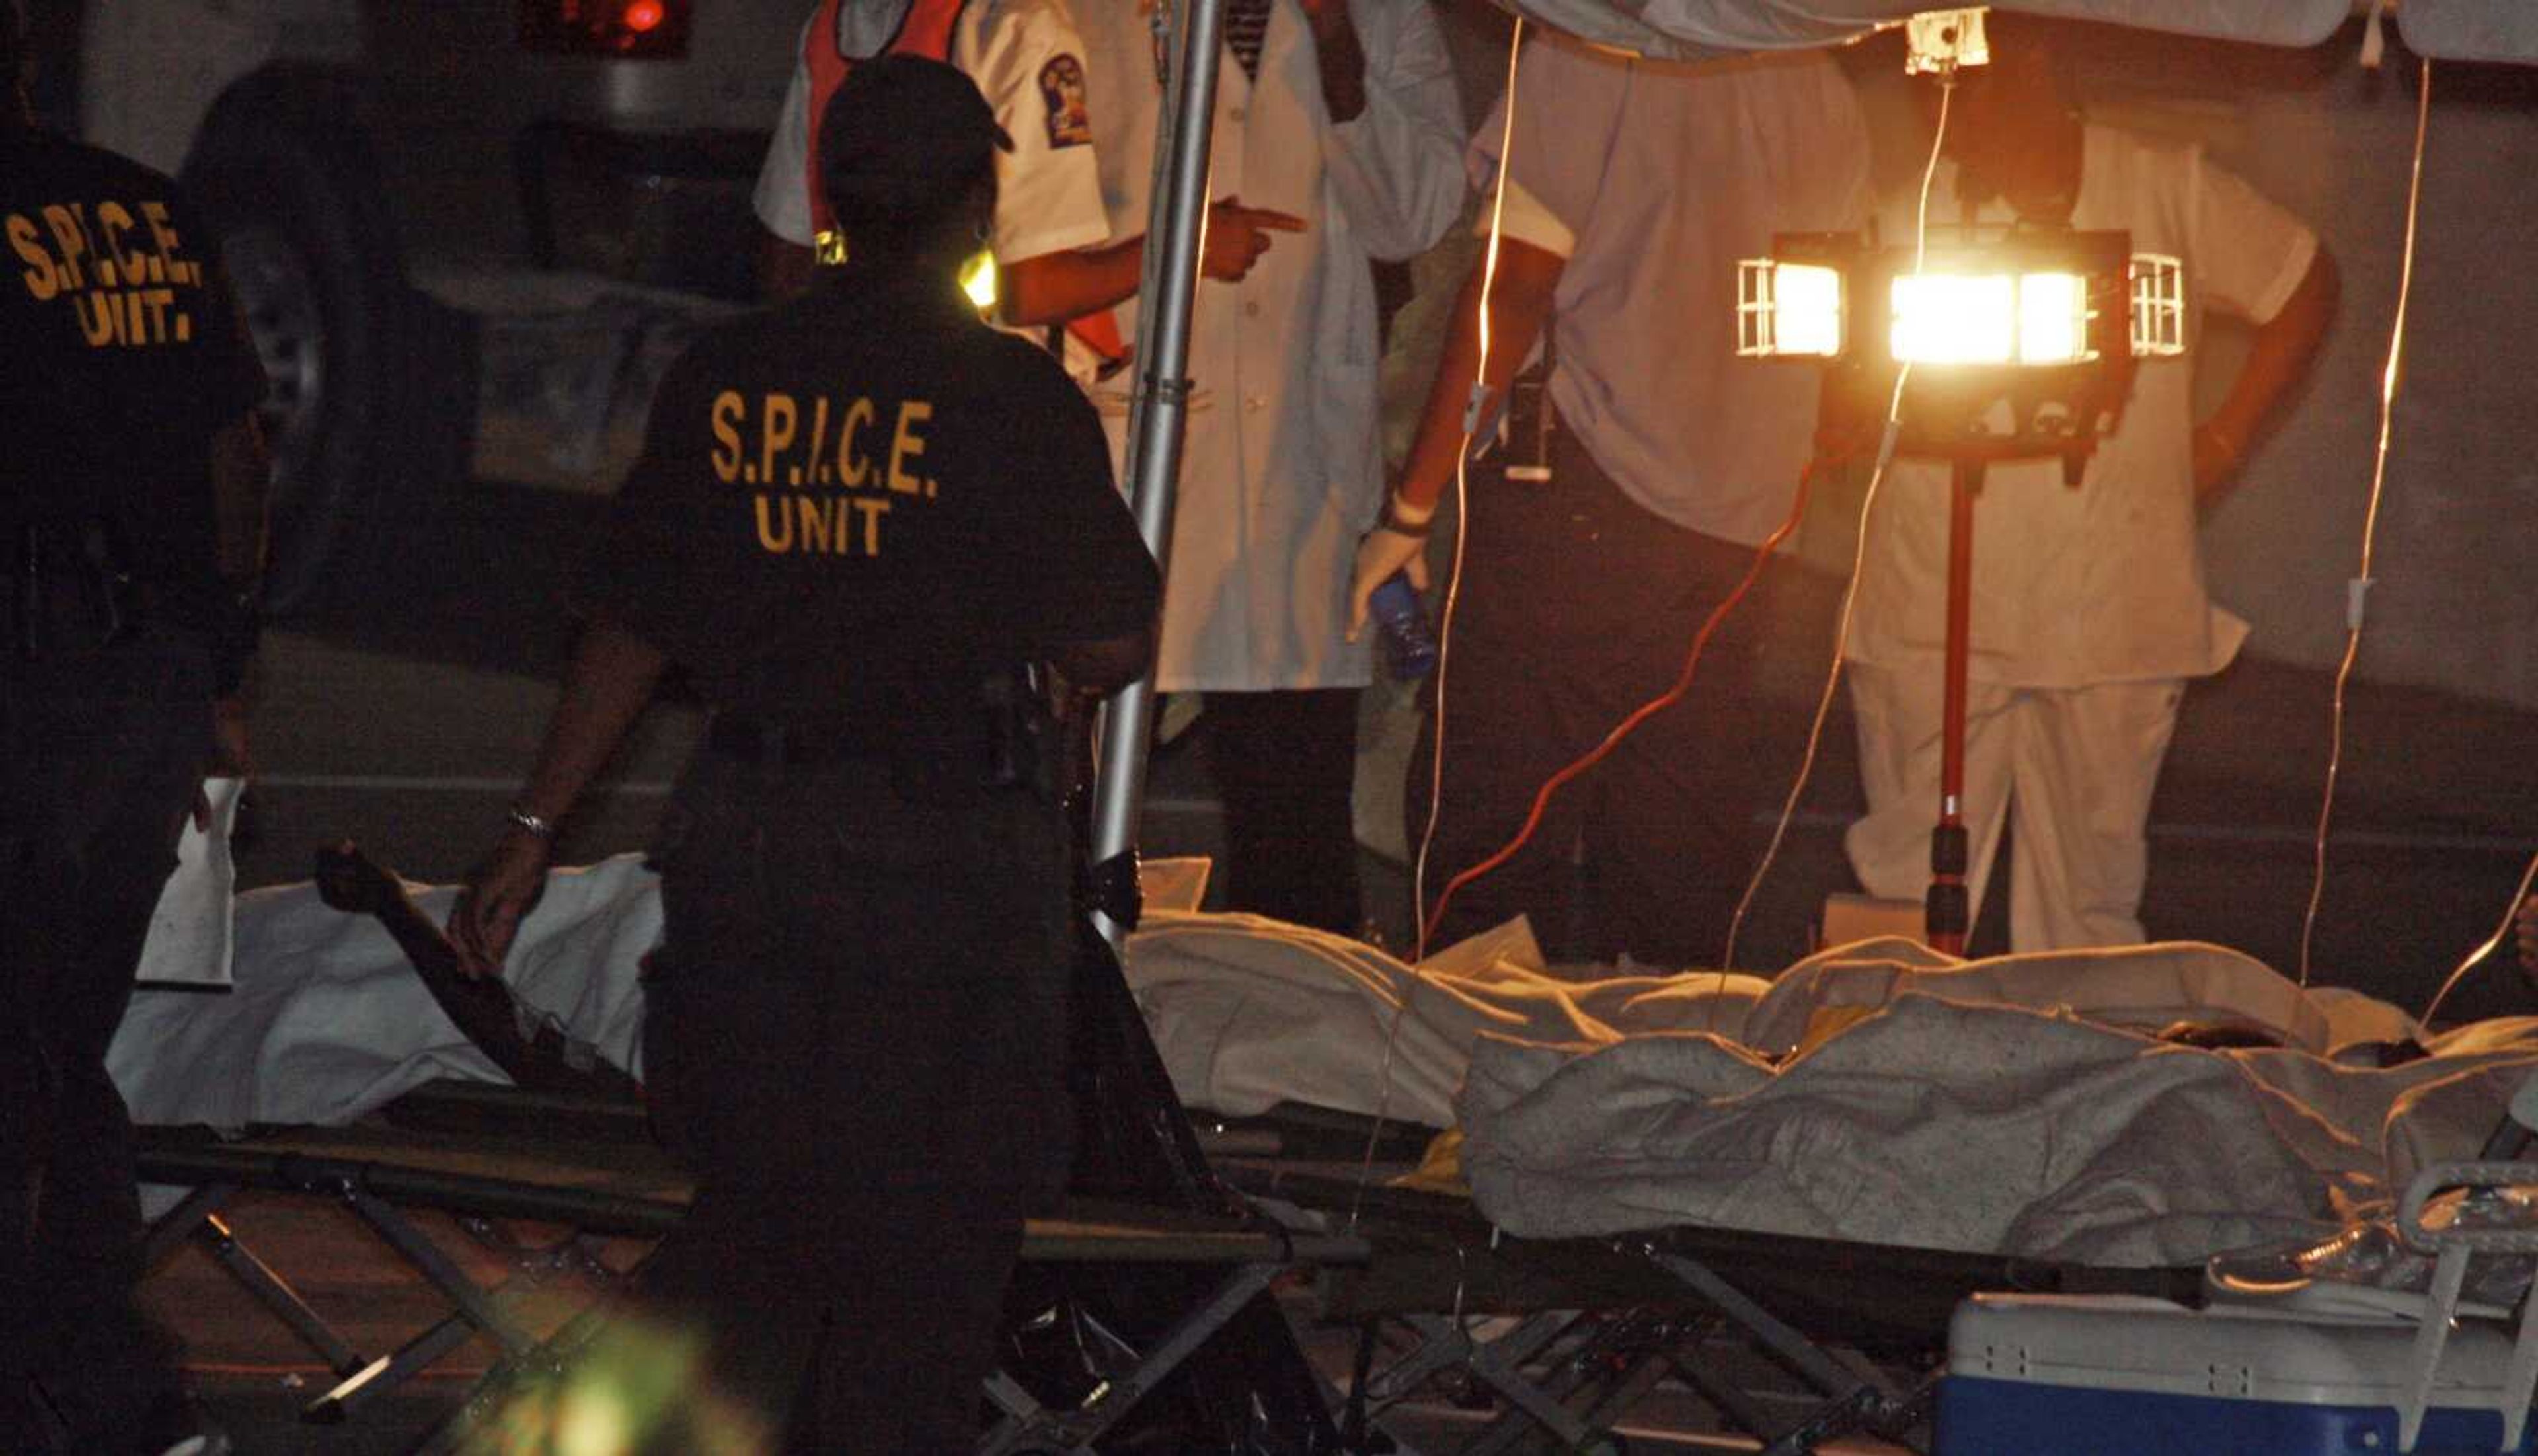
[[1410, 15, 1526, 970], [2418, 849, 2538, 1029], [1350, 17, 1525, 1227], [1419, 460, 1826, 955], [1411, 67, 1965, 970], [1720, 418, 1900, 975], [2298, 55, 2432, 987], [1722, 72, 1955, 973]]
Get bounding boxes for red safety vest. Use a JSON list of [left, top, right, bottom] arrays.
[[802, 0, 1124, 372]]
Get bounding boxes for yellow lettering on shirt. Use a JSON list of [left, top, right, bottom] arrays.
[[74, 291, 116, 346], [716, 390, 934, 558], [140, 200, 181, 268], [853, 498, 890, 555], [97, 202, 147, 287], [41, 204, 88, 291], [794, 492, 831, 552], [804, 395, 830, 484], [839, 397, 874, 487], [710, 391, 744, 482], [888, 401, 931, 496], [753, 493, 794, 553], [761, 393, 797, 486], [10, 214, 59, 301], [15, 196, 223, 346]]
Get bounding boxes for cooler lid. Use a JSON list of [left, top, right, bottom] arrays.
[[1949, 1294, 2519, 1408]]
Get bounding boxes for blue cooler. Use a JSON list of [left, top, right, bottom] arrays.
[[1937, 1293, 2537, 1455]]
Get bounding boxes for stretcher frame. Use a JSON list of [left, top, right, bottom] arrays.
[[1223, 1160, 2201, 1455], [132, 1112, 1371, 1456]]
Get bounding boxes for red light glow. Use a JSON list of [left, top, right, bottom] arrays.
[[621, 0, 665, 32]]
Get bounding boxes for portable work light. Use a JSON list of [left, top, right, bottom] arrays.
[[1739, 229, 2183, 464], [1737, 227, 2188, 954]]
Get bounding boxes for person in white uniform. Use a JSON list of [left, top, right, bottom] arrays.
[[754, 0, 1299, 318], [1069, 0, 1463, 930], [1352, 38, 1870, 964], [1843, 25, 2338, 953]]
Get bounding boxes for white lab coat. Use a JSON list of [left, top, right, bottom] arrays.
[[1072, 0, 1465, 692]]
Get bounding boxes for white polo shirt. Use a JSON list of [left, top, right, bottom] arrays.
[[1471, 37, 1872, 547], [1847, 125, 2319, 687], [753, 0, 1112, 267]]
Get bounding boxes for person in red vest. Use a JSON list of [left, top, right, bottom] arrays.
[[753, 0, 1302, 356]]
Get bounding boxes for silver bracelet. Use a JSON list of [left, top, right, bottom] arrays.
[[506, 806, 560, 841]]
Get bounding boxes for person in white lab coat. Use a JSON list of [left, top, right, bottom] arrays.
[[1843, 24, 2338, 952], [1072, 0, 1464, 931]]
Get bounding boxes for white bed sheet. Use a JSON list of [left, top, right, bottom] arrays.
[[115, 856, 2535, 1270]]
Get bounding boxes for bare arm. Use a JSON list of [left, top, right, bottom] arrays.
[[1000, 239, 1147, 328], [1397, 239, 1564, 515], [449, 620, 669, 976], [1049, 623, 1157, 697], [2195, 247, 2339, 510], [998, 201, 1308, 328], [1346, 239, 1564, 635]]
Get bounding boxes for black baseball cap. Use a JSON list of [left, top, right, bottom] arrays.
[[818, 54, 1014, 224]]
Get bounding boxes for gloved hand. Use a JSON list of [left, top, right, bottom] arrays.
[[1346, 525, 1430, 643]]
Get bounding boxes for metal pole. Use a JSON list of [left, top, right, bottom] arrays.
[[1089, 0, 1229, 941], [1926, 455, 1980, 956]]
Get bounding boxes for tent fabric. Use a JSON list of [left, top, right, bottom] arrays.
[[2400, 0, 2538, 66], [1494, 0, 2538, 67], [1493, 0, 2350, 64]]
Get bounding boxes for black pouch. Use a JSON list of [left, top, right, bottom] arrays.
[[979, 667, 1062, 797], [1499, 360, 1558, 484]]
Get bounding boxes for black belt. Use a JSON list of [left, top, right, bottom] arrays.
[[705, 714, 896, 767]]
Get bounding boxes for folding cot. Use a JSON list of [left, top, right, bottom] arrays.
[[121, 845, 2239, 1453], [131, 1087, 1374, 1455], [1208, 1143, 2202, 1455]]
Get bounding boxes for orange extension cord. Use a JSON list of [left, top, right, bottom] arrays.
[[1415, 451, 1838, 952]]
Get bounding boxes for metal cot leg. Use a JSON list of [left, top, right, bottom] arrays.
[[976, 1261, 1289, 1456], [147, 1182, 373, 1379]]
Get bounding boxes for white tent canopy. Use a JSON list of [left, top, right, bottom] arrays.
[[1495, 0, 2538, 65]]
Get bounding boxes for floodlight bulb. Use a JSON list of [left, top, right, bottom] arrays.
[[2017, 272, 2089, 365], [1890, 274, 2014, 365], [1771, 264, 1844, 357]]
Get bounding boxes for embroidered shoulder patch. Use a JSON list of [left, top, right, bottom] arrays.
[[1038, 54, 1092, 148]]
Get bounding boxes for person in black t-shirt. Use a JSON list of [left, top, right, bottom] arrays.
[[3, 5, 269, 1450], [449, 55, 1157, 1453]]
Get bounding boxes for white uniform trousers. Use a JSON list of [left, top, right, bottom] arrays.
[[1844, 660, 2186, 953]]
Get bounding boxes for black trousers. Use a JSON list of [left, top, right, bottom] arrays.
[[2, 633, 211, 1452], [625, 747, 1076, 1454], [1200, 687, 1363, 934], [1408, 441, 1776, 968]]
